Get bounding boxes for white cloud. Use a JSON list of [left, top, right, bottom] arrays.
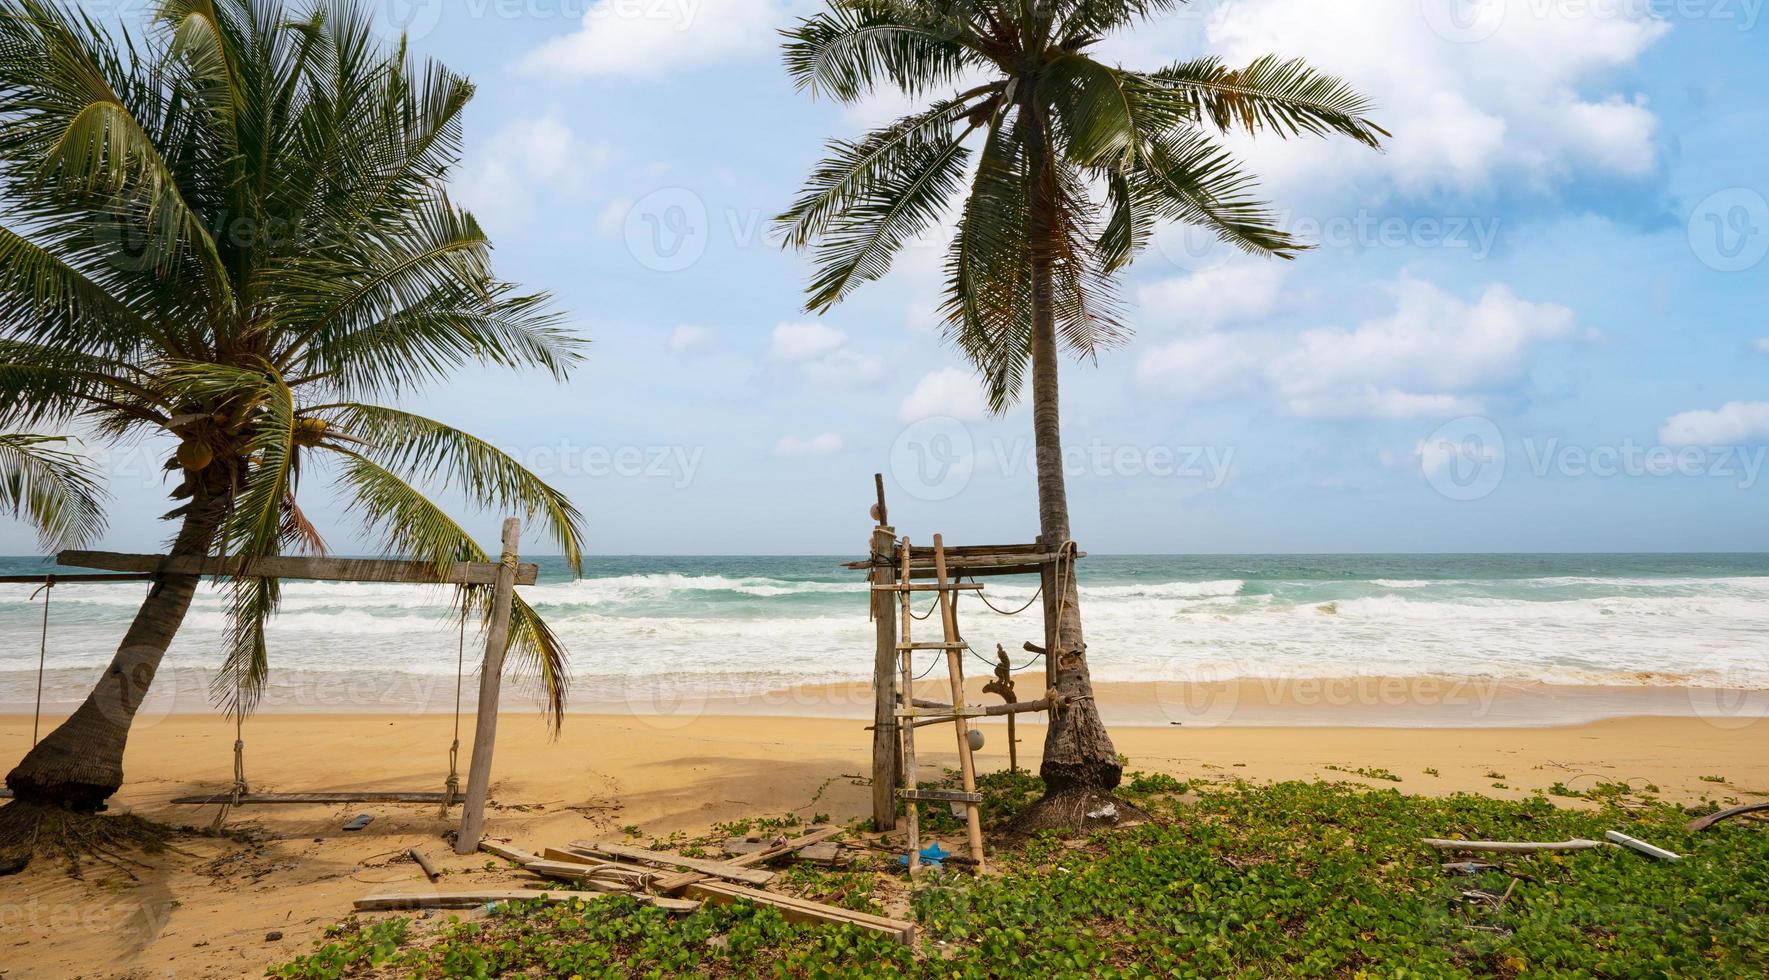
[[1136, 333, 1262, 400], [770, 322, 847, 361], [1135, 277, 1577, 420], [899, 367, 989, 422], [1137, 262, 1290, 330], [1099, 0, 1668, 203], [774, 432, 844, 456], [802, 350, 885, 386], [668, 325, 714, 352], [1267, 279, 1575, 419], [1659, 402, 1769, 447], [522, 0, 784, 77], [455, 114, 609, 225]]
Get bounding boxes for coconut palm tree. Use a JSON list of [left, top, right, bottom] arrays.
[[0, 0, 586, 814], [777, 0, 1385, 826]]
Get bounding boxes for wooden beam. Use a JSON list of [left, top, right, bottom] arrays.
[[564, 841, 775, 886], [869, 524, 899, 833], [58, 549, 538, 586], [680, 881, 915, 945], [479, 839, 543, 865], [454, 518, 520, 854], [933, 534, 985, 868], [354, 890, 698, 913], [1422, 838, 1610, 853], [0, 572, 155, 585], [170, 790, 449, 805]]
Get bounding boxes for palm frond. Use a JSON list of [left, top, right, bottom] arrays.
[[330, 449, 570, 727], [319, 402, 584, 571], [941, 111, 1033, 413], [0, 431, 106, 551], [782, 2, 974, 102], [1131, 127, 1303, 258], [1140, 55, 1389, 149]]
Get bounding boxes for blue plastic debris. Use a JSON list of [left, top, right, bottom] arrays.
[[897, 841, 953, 867]]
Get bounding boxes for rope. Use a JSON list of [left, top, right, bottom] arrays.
[[29, 575, 53, 746], [969, 577, 1043, 617], [442, 608, 466, 816]]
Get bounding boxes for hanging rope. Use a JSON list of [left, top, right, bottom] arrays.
[[969, 576, 1044, 617], [442, 606, 467, 816], [29, 575, 53, 747]]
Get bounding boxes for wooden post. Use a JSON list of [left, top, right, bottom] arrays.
[[455, 517, 520, 854], [933, 534, 985, 867], [1036, 535, 1057, 691], [869, 524, 899, 831]]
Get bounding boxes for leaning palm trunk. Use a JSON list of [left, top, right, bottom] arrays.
[[1016, 93, 1121, 827], [6, 488, 227, 810]]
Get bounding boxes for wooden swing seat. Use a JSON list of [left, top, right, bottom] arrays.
[[170, 790, 451, 805]]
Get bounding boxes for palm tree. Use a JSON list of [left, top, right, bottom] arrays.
[[777, 0, 1385, 826], [0, 0, 586, 814]]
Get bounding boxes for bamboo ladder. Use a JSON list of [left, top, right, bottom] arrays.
[[889, 534, 986, 873]]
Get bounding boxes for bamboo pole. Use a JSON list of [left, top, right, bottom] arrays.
[[870, 524, 900, 831], [898, 537, 920, 875], [933, 534, 985, 867], [455, 517, 520, 854]]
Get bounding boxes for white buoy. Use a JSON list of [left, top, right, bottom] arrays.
[[967, 728, 984, 751]]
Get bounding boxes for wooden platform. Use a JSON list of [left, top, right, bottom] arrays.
[[842, 542, 1082, 579]]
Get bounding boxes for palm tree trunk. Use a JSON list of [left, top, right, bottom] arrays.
[[5, 486, 228, 811], [1012, 89, 1123, 830]]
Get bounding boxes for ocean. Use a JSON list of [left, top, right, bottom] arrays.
[[2, 553, 1766, 718]]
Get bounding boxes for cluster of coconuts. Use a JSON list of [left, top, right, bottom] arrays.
[[174, 417, 330, 471]]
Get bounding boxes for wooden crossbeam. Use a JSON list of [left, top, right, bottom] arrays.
[[59, 550, 539, 586], [651, 826, 843, 894]]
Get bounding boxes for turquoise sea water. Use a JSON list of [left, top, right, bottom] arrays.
[[2, 553, 1765, 715]]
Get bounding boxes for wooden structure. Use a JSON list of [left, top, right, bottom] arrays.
[[845, 477, 1080, 864], [44, 518, 531, 854]]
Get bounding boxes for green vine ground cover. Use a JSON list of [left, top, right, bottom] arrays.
[[274, 772, 1769, 978]]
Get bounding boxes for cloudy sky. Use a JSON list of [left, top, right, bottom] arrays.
[[10, 0, 1767, 556]]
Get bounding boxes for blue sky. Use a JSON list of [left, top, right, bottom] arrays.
[[7, 0, 1767, 556]]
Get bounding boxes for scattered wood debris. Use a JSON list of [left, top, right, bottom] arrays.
[[363, 824, 916, 946]]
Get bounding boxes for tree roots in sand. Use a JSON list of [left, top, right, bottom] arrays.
[[1006, 787, 1152, 835], [0, 800, 180, 879]]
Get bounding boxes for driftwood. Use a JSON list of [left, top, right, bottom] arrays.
[[1423, 838, 1611, 853], [406, 848, 440, 882], [478, 839, 544, 865], [1687, 801, 1769, 831]]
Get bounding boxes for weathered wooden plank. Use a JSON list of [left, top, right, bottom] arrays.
[[354, 890, 698, 913], [869, 525, 899, 833], [456, 519, 520, 854], [1422, 838, 1609, 853], [169, 791, 448, 805], [651, 826, 843, 894], [478, 839, 544, 865], [565, 841, 775, 886], [897, 788, 982, 804], [680, 881, 915, 945], [59, 549, 538, 586], [0, 573, 155, 584]]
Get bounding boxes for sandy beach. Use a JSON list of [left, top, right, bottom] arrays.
[[2, 696, 1765, 978]]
